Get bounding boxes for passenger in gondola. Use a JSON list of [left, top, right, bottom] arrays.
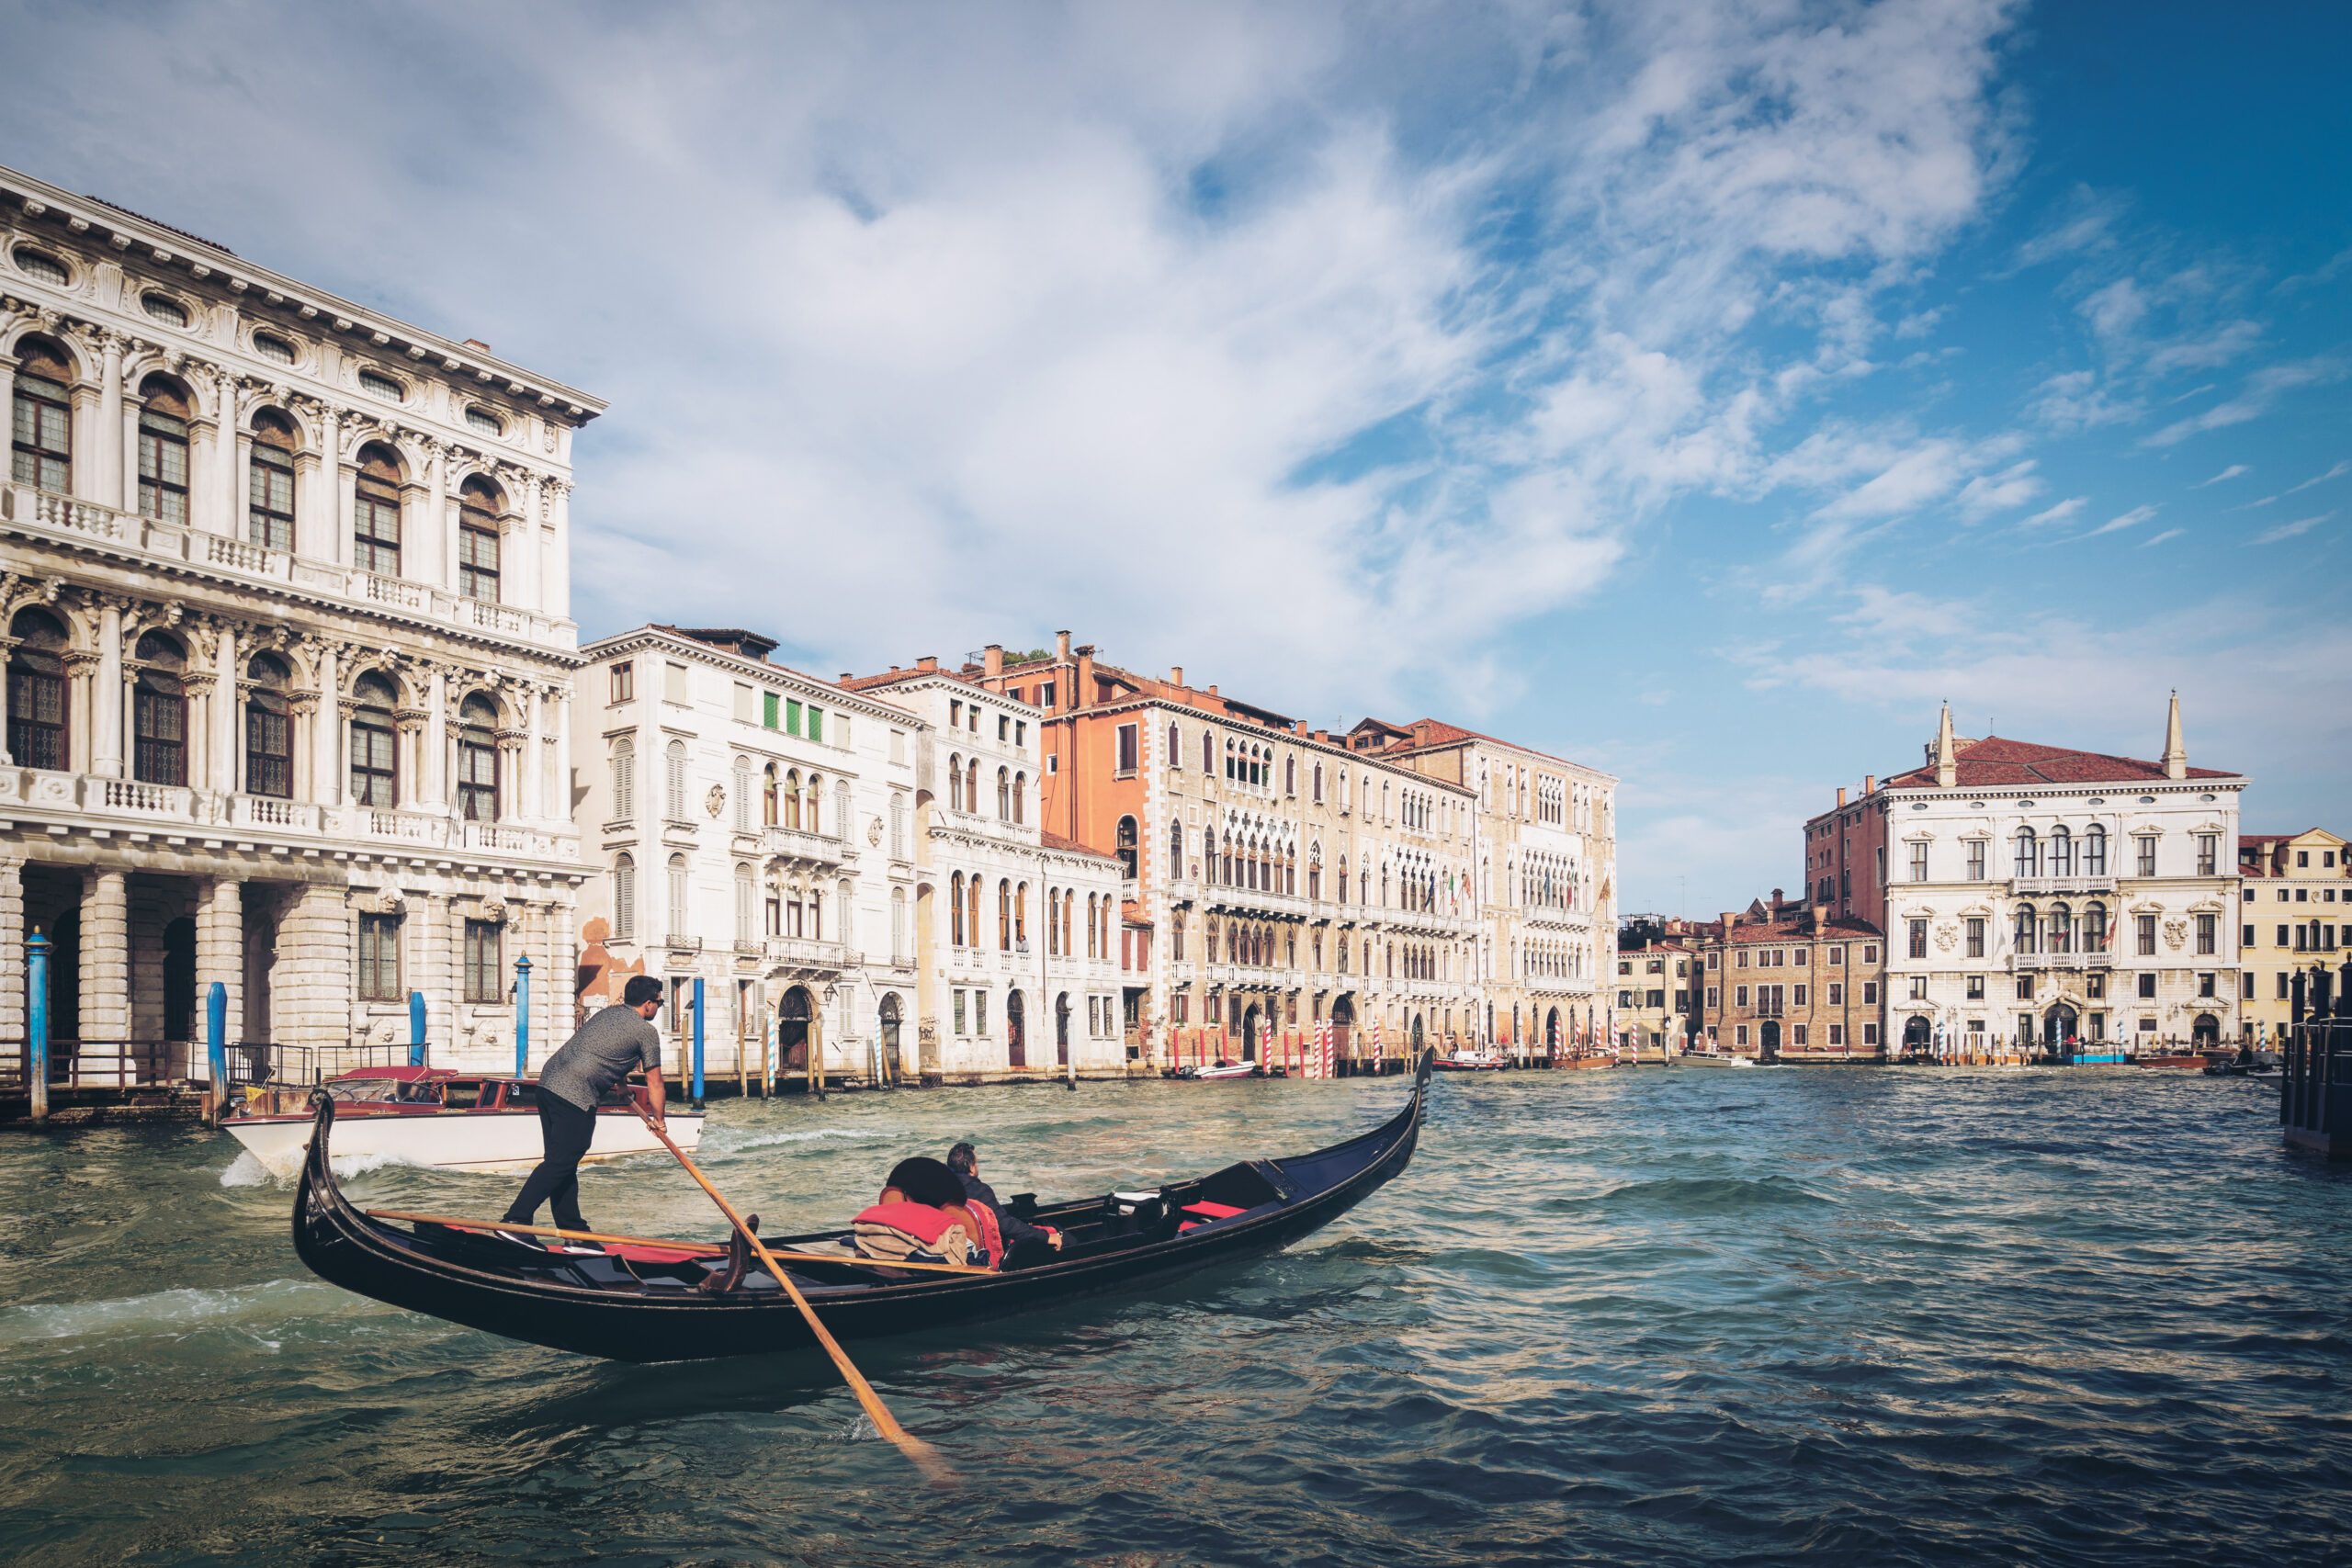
[[852, 1156, 1001, 1269], [946, 1142, 1062, 1268]]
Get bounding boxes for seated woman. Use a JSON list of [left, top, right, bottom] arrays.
[[851, 1156, 1002, 1269]]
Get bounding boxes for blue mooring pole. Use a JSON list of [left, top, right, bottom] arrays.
[[409, 991, 427, 1068], [207, 981, 229, 1125], [691, 976, 707, 1111], [27, 932, 50, 1126], [514, 954, 532, 1078]]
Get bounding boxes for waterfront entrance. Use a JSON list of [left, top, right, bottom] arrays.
[[2044, 1005, 2078, 1049], [1055, 992, 1071, 1066], [1546, 1008, 1561, 1055], [1759, 1019, 1781, 1058], [1905, 1015, 1930, 1054], [1330, 996, 1355, 1061], [1007, 990, 1026, 1068], [2192, 1012, 2220, 1046], [778, 986, 811, 1072], [878, 993, 902, 1080], [1240, 1002, 1261, 1061]]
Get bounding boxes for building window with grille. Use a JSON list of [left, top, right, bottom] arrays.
[[244, 651, 294, 797], [665, 739, 687, 821], [358, 913, 402, 1001], [2136, 913, 2157, 956], [667, 854, 690, 941], [353, 444, 403, 576], [10, 339, 74, 491], [2137, 836, 2157, 877], [2014, 829, 2039, 878], [462, 919, 502, 1003], [1909, 842, 1928, 882], [458, 477, 502, 602], [1908, 919, 1928, 958], [2196, 912, 2216, 955], [457, 694, 499, 820], [349, 671, 399, 806], [5, 607, 69, 771], [131, 630, 189, 785], [611, 661, 634, 704], [248, 411, 298, 550], [1115, 723, 1138, 776], [2196, 835, 2218, 876], [2086, 826, 2107, 875], [613, 853, 637, 939], [609, 738, 634, 818], [135, 377, 193, 524]]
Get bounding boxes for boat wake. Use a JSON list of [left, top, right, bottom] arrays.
[[0, 1277, 364, 1348], [220, 1147, 434, 1188]]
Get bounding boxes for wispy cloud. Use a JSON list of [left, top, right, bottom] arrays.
[[2020, 496, 2086, 527], [2194, 464, 2249, 487], [2252, 513, 2334, 545], [2286, 460, 2351, 495], [2085, 504, 2158, 537], [2140, 528, 2185, 547], [2147, 359, 2346, 446]]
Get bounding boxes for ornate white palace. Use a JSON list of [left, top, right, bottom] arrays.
[[1, 163, 600, 1079]]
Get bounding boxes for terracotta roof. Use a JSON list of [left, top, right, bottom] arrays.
[[1714, 913, 1883, 945], [1038, 829, 1121, 864], [1880, 735, 2238, 790], [838, 667, 985, 694], [1363, 716, 1603, 774]]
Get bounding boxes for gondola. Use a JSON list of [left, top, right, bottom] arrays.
[[292, 1049, 1436, 1362]]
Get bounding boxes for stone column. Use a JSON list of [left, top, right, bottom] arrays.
[[80, 867, 130, 1045], [187, 411, 218, 536], [182, 671, 218, 792], [0, 634, 16, 766], [546, 479, 571, 622], [0, 855, 24, 1051], [229, 427, 254, 544], [519, 473, 544, 612], [93, 599, 125, 778], [520, 684, 544, 821], [214, 626, 241, 794], [312, 642, 341, 806], [549, 684, 572, 829], [422, 667, 448, 810], [288, 694, 318, 806], [274, 882, 353, 1053], [422, 443, 447, 591], [195, 877, 243, 1048], [305, 404, 340, 563], [97, 333, 126, 510]]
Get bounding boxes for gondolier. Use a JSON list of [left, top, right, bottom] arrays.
[[503, 975, 669, 1235]]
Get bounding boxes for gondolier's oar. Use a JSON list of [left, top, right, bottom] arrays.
[[632, 1110, 956, 1485], [361, 1212, 993, 1275]]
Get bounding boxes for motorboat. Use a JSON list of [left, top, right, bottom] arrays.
[[289, 1052, 1435, 1362], [1172, 1059, 1262, 1080], [225, 1066, 704, 1175]]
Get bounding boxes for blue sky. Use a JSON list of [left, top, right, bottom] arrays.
[[4, 1, 2345, 915]]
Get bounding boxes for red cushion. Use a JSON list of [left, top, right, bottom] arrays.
[[604, 1242, 708, 1264], [1182, 1201, 1249, 1219]]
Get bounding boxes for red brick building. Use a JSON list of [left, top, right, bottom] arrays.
[[1697, 893, 1886, 1063]]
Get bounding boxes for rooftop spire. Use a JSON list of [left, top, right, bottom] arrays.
[[2161, 690, 2187, 781], [1935, 701, 1957, 788]]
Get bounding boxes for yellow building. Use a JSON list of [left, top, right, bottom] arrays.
[[2239, 829, 2348, 1043]]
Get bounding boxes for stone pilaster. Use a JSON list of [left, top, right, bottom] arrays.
[[274, 883, 353, 1053], [0, 855, 23, 1050], [195, 877, 243, 1044], [79, 868, 130, 1043]]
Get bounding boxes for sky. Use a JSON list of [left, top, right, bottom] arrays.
[[4, 0, 2346, 917]]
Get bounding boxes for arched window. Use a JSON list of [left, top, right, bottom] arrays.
[[10, 337, 74, 492], [836, 878, 853, 946], [2014, 904, 2038, 955], [2086, 902, 2108, 953], [997, 766, 1011, 819], [1338, 855, 1350, 903], [1203, 828, 1217, 884], [998, 879, 1012, 951], [248, 410, 298, 551], [243, 651, 293, 798], [611, 738, 635, 817], [762, 762, 778, 826], [2085, 826, 2108, 875], [734, 862, 756, 945], [1286, 847, 1297, 895], [664, 739, 688, 821], [967, 757, 979, 818], [1048, 888, 1062, 955], [2050, 826, 2074, 876], [613, 852, 637, 939], [350, 671, 399, 806], [2049, 901, 2073, 954], [353, 443, 403, 577], [667, 852, 689, 940], [1115, 815, 1137, 879], [1014, 882, 1027, 947], [458, 476, 503, 603], [890, 886, 908, 963], [1086, 894, 1098, 959], [732, 755, 752, 830], [130, 629, 188, 785], [951, 872, 967, 946], [2015, 827, 2039, 878], [782, 768, 802, 829], [1202, 729, 1214, 773], [1012, 772, 1025, 825], [1284, 756, 1295, 795], [1313, 762, 1324, 804], [1168, 818, 1182, 883], [1308, 842, 1322, 900], [967, 874, 980, 951], [806, 773, 825, 834], [949, 752, 964, 812], [833, 777, 848, 839], [1062, 885, 1074, 956], [890, 793, 906, 857], [1169, 723, 1181, 766], [136, 376, 191, 524], [456, 694, 499, 821]]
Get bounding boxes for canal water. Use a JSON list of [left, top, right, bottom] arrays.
[[3, 1067, 2347, 1566]]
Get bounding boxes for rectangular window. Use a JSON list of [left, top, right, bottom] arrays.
[[1828, 1024, 1844, 1045], [1862, 1022, 1879, 1045], [2138, 972, 2156, 999], [2241, 971, 2255, 999], [1862, 981, 1878, 1004], [2017, 974, 2035, 1000], [2137, 837, 2157, 877], [353, 471, 401, 575], [1792, 1024, 1808, 1046], [1735, 985, 1748, 1007], [1705, 987, 1720, 1009], [1829, 948, 1843, 965], [1039, 682, 1056, 709], [1965, 917, 1984, 958], [2278, 972, 2290, 1000], [1966, 975, 1984, 999], [998, 715, 1010, 742], [2244, 923, 2256, 947], [953, 989, 967, 1034], [357, 913, 402, 1001], [733, 682, 755, 723], [463, 919, 502, 1003], [1174, 993, 1190, 1023], [2137, 914, 2157, 956], [2198, 972, 2216, 998], [1966, 840, 1986, 881], [975, 991, 989, 1036], [1737, 951, 1749, 968], [458, 520, 500, 603], [2278, 924, 2290, 946], [1674, 989, 1690, 1011], [1908, 919, 1928, 959], [1647, 989, 1666, 1009], [248, 441, 295, 551], [786, 698, 803, 737], [1827, 982, 1843, 1005], [2197, 835, 2217, 876], [2196, 913, 2216, 955], [1115, 723, 1138, 775], [808, 706, 822, 743], [1736, 1025, 1748, 1046], [244, 697, 292, 798], [1909, 842, 1928, 882], [1620, 990, 1634, 1008], [1708, 951, 1720, 969], [663, 662, 687, 704], [1793, 985, 1809, 1006], [611, 662, 634, 704]]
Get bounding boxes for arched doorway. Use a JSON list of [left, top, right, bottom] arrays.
[[1240, 1002, 1261, 1062], [1055, 992, 1071, 1066], [878, 993, 902, 1081], [163, 916, 197, 1042], [1904, 1015, 1930, 1055], [1007, 989, 1026, 1068], [1330, 995, 1355, 1064], [1759, 1019, 1781, 1059], [2192, 1012, 2220, 1046], [1546, 1008, 1561, 1056], [2043, 1004, 2078, 1051], [1410, 1012, 1425, 1050], [778, 986, 812, 1072]]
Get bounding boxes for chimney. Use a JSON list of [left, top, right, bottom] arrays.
[[1170, 666, 1183, 687], [1934, 701, 1958, 789], [916, 656, 938, 672], [1771, 887, 1783, 916], [1075, 644, 1095, 707], [2161, 690, 2187, 781], [1721, 910, 1737, 931], [1863, 774, 1875, 795], [1207, 684, 1218, 697], [1056, 629, 1072, 660], [984, 644, 1004, 679], [1837, 786, 1848, 808]]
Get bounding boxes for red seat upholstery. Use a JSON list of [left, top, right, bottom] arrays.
[[1182, 1201, 1249, 1220]]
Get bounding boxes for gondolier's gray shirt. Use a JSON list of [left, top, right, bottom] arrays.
[[537, 1005, 662, 1112]]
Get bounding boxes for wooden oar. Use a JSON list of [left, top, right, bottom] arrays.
[[362, 1211, 993, 1276], [633, 1110, 957, 1484]]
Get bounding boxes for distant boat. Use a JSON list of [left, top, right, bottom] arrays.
[[1173, 1060, 1261, 1080], [223, 1066, 703, 1174]]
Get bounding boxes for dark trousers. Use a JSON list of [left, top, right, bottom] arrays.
[[503, 1095, 599, 1234]]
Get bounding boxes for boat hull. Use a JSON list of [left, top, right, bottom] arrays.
[[293, 1055, 1433, 1361], [232, 1105, 704, 1174]]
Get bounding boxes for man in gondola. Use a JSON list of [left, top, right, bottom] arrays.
[[946, 1141, 1061, 1268], [503, 974, 668, 1239]]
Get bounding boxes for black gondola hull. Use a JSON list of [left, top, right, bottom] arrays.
[[292, 1054, 1432, 1362]]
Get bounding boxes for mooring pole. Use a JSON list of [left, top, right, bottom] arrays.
[[514, 954, 533, 1078], [27, 932, 49, 1127], [691, 976, 707, 1111], [409, 990, 427, 1068], [206, 980, 229, 1126]]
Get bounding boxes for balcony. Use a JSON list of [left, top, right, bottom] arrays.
[[2012, 952, 2110, 973], [763, 824, 845, 866], [2010, 875, 2118, 897], [664, 933, 704, 953], [763, 935, 855, 972], [4, 481, 577, 651]]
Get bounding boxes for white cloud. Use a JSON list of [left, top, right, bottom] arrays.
[[2085, 504, 2157, 536], [2020, 496, 2086, 527], [2286, 460, 2351, 495], [2139, 527, 2185, 547], [2252, 513, 2333, 546], [1954, 458, 2043, 518], [2194, 464, 2250, 487], [2147, 359, 2346, 446]]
